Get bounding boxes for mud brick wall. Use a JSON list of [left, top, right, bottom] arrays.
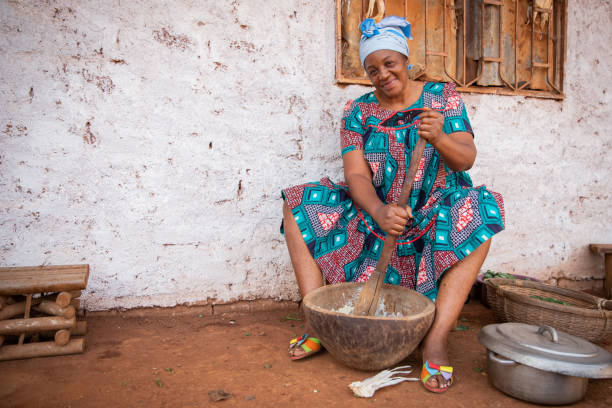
[[1, 1, 610, 309]]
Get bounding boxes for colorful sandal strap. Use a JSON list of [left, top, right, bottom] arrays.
[[299, 338, 321, 353], [421, 360, 453, 383], [290, 333, 312, 347]]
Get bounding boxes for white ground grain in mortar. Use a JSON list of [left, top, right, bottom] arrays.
[[331, 301, 403, 317]]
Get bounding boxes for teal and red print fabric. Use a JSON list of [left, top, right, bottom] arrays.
[[281, 82, 505, 300]]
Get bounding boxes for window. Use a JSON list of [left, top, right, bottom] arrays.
[[336, 0, 567, 99]]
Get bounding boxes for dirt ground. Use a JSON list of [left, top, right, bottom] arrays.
[[1, 299, 610, 408]]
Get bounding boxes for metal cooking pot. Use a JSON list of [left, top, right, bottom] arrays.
[[487, 350, 587, 405], [479, 323, 612, 405]]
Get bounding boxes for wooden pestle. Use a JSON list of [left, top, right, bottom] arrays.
[[353, 136, 428, 316]]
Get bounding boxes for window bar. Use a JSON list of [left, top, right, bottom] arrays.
[[461, 0, 467, 86], [554, 0, 567, 94], [361, 0, 366, 22], [414, 0, 430, 81], [335, 0, 343, 84], [467, 0, 488, 87], [405, 0, 426, 80], [519, 0, 537, 90], [540, 5, 562, 93], [495, 0, 516, 90], [442, 0, 465, 86], [528, 5, 555, 92], [514, 0, 519, 90]]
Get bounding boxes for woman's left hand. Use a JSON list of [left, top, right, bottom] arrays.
[[417, 107, 445, 145]]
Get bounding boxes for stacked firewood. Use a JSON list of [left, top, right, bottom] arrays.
[[0, 291, 86, 361]]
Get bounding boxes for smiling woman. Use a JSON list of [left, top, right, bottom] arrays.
[[281, 16, 505, 394]]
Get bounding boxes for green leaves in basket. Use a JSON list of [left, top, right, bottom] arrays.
[[530, 295, 573, 306], [483, 270, 517, 280]]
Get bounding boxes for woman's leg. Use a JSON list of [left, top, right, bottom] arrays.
[[421, 238, 491, 391], [283, 201, 324, 358], [283, 201, 324, 297]]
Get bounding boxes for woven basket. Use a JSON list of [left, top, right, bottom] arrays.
[[489, 279, 612, 342], [484, 278, 517, 321], [479, 274, 539, 308]]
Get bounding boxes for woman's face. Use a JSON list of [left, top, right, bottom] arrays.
[[364, 50, 409, 99]]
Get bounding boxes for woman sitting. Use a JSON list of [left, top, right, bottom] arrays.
[[281, 16, 505, 394]]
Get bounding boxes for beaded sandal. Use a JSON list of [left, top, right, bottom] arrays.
[[421, 361, 454, 393], [288, 334, 322, 360]]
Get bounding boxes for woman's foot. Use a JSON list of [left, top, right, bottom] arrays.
[[421, 344, 453, 392], [288, 334, 322, 360]]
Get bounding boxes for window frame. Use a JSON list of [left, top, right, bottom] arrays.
[[335, 0, 567, 100]]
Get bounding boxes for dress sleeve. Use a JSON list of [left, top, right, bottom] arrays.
[[441, 82, 474, 137], [340, 100, 365, 156]]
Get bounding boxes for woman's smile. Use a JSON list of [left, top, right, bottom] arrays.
[[382, 78, 399, 91]]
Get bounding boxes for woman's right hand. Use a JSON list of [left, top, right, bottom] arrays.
[[373, 203, 412, 236]]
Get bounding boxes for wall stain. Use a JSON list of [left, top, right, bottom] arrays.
[[2, 123, 28, 138], [83, 121, 97, 145], [153, 27, 194, 51], [229, 40, 261, 54], [237, 180, 243, 198], [287, 95, 306, 114], [52, 7, 75, 22], [213, 61, 228, 71], [110, 59, 126, 65], [82, 69, 115, 94]]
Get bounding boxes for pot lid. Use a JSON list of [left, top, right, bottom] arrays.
[[478, 323, 612, 379]]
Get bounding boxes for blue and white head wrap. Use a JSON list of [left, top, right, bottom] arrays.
[[359, 15, 413, 68]]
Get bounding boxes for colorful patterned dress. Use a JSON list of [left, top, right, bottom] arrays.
[[282, 82, 505, 301]]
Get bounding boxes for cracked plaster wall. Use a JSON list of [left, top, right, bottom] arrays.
[[0, 1, 610, 310]]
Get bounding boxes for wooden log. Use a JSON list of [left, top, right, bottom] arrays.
[[0, 295, 66, 320], [0, 316, 76, 335], [40, 321, 87, 338], [0, 335, 4, 347], [55, 292, 72, 308], [13, 291, 80, 308], [34, 301, 75, 319], [0, 338, 85, 361], [0, 264, 89, 296], [54, 329, 70, 346], [0, 302, 28, 320]]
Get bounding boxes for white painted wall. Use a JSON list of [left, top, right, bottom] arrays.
[[1, 1, 610, 310]]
